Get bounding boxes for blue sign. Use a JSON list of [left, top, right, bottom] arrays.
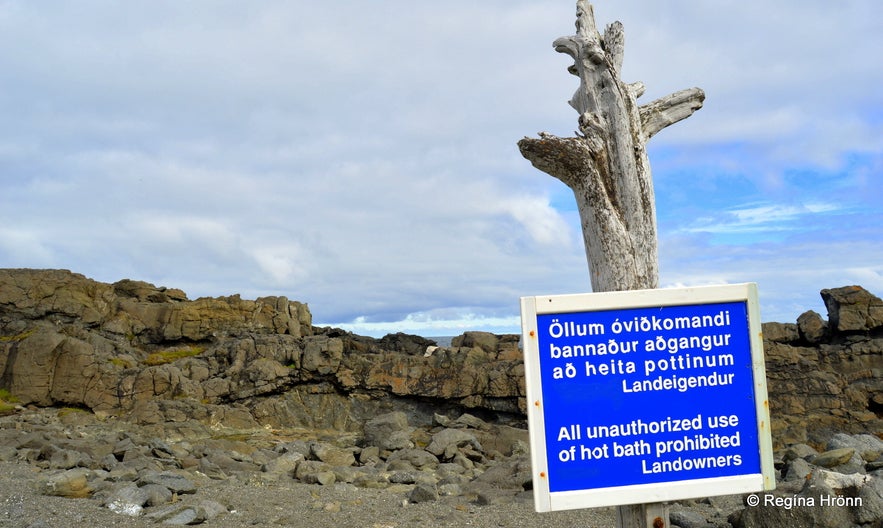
[[521, 285, 775, 512]]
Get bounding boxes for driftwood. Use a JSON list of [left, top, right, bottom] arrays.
[[518, 0, 704, 294], [518, 2, 705, 526]]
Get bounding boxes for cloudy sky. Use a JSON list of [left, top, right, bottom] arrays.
[[1, 1, 880, 337]]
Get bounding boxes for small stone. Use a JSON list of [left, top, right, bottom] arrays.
[[40, 468, 92, 498], [358, 445, 381, 465], [197, 456, 228, 480], [299, 469, 336, 485], [433, 413, 453, 427], [815, 467, 873, 490], [352, 470, 390, 489], [310, 442, 355, 467], [387, 448, 439, 470], [473, 489, 514, 506], [138, 471, 197, 494], [262, 451, 304, 477], [295, 460, 336, 485], [389, 471, 419, 484], [107, 501, 143, 516], [408, 482, 438, 503], [331, 465, 362, 484], [857, 477, 883, 525], [142, 483, 174, 506], [669, 509, 708, 528], [162, 507, 198, 525], [426, 429, 480, 458], [827, 433, 883, 462], [784, 458, 813, 482], [314, 471, 336, 485], [438, 483, 463, 497], [812, 447, 856, 468], [48, 448, 91, 470], [782, 443, 819, 462], [453, 413, 489, 430], [0, 446, 17, 462], [144, 504, 182, 522], [196, 500, 228, 522], [105, 483, 149, 509]]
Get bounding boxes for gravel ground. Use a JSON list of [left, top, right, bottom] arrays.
[[0, 460, 616, 528]]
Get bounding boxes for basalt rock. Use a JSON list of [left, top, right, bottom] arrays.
[[0, 269, 526, 432], [1, 269, 881, 449], [1, 270, 882, 525], [4, 405, 878, 526], [821, 285, 883, 334], [762, 285, 882, 447]]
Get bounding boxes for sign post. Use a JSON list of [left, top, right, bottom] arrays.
[[521, 283, 774, 514]]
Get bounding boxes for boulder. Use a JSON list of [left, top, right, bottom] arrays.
[[857, 477, 883, 525], [466, 456, 532, 491], [40, 468, 92, 498], [377, 332, 438, 355], [387, 448, 439, 471], [821, 285, 883, 333], [310, 442, 355, 467], [760, 322, 798, 344], [137, 471, 196, 494], [408, 482, 439, 503], [426, 428, 481, 459], [146, 501, 227, 525], [796, 310, 827, 344], [301, 336, 343, 375], [295, 460, 336, 485], [669, 509, 709, 528], [826, 433, 883, 462], [104, 483, 150, 515], [363, 411, 413, 451], [811, 448, 857, 469], [262, 451, 304, 478]]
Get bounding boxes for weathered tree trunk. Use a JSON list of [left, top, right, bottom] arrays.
[[518, 1, 704, 526], [518, 0, 704, 294]]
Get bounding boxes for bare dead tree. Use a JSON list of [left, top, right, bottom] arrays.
[[518, 0, 704, 294], [518, 2, 705, 525]]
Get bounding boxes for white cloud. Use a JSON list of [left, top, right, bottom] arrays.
[[681, 201, 844, 236], [660, 233, 883, 324], [0, 0, 880, 338], [330, 309, 523, 339], [0, 227, 56, 266], [493, 195, 573, 247]]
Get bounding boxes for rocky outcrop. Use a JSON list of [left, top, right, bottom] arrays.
[[1, 269, 525, 433], [1, 270, 882, 525], [761, 285, 882, 447], [1, 270, 880, 445]]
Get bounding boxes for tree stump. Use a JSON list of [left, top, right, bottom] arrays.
[[518, 0, 704, 294], [518, 1, 705, 526]]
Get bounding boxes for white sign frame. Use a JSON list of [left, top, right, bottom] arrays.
[[520, 283, 775, 512]]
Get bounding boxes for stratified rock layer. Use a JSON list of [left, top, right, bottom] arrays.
[[0, 269, 525, 432], [1, 270, 880, 447], [762, 285, 882, 447]]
